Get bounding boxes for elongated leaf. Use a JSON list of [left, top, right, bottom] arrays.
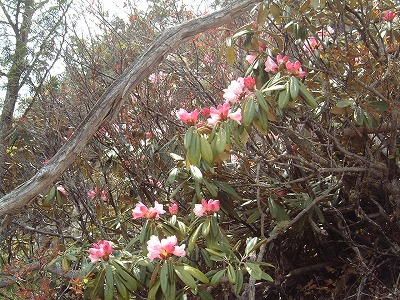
[[188, 132, 201, 165], [243, 98, 256, 126], [200, 135, 214, 165], [211, 269, 225, 286], [184, 127, 194, 149], [175, 266, 197, 290], [235, 268, 244, 295], [104, 265, 114, 300], [245, 262, 263, 280], [160, 262, 169, 294], [227, 264, 236, 284], [115, 273, 128, 299], [299, 82, 318, 108], [215, 128, 227, 154], [90, 269, 105, 300], [289, 76, 299, 100], [226, 46, 235, 65], [182, 264, 209, 283], [188, 224, 202, 253], [147, 279, 160, 300], [202, 218, 211, 237], [245, 237, 258, 255], [278, 85, 290, 109]]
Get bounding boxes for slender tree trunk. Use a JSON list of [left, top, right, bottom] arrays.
[[0, 0, 34, 194]]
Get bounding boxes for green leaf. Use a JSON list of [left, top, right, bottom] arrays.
[[198, 287, 214, 300], [243, 98, 256, 126], [235, 268, 244, 295], [160, 261, 169, 294], [211, 269, 225, 286], [166, 167, 178, 185], [115, 273, 128, 299], [90, 268, 105, 299], [245, 262, 263, 280], [261, 271, 274, 281], [188, 224, 202, 253], [299, 82, 318, 108], [210, 215, 219, 237], [188, 132, 201, 165], [370, 101, 390, 111], [175, 266, 197, 290], [181, 264, 209, 283], [336, 99, 354, 107], [202, 218, 211, 237], [204, 179, 218, 198], [289, 76, 299, 100], [184, 127, 194, 149], [147, 279, 160, 300], [278, 84, 290, 109], [227, 264, 236, 284], [226, 46, 235, 65], [215, 128, 227, 154], [200, 135, 214, 165], [190, 165, 203, 183], [255, 90, 269, 113], [104, 265, 114, 300], [214, 181, 242, 200], [245, 237, 258, 255]]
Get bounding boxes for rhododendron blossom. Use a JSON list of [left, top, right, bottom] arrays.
[[193, 198, 220, 216], [87, 187, 98, 199], [132, 201, 166, 220], [223, 76, 256, 103], [146, 235, 186, 261], [169, 203, 178, 215], [100, 190, 107, 201], [57, 185, 67, 195], [246, 54, 257, 64], [264, 56, 278, 73], [207, 102, 242, 126], [382, 10, 396, 22], [176, 108, 199, 125], [88, 240, 113, 263], [285, 61, 307, 78]]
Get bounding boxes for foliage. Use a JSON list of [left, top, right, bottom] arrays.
[[1, 0, 400, 299]]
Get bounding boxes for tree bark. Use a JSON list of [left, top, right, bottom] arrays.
[[0, 0, 261, 216], [0, 0, 34, 193]]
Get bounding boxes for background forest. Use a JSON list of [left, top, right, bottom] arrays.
[[0, 0, 399, 299]]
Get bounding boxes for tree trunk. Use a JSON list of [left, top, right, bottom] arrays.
[[0, 0, 261, 216], [0, 0, 34, 194]]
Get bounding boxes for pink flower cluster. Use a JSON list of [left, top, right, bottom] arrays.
[[88, 240, 113, 263], [303, 26, 334, 55], [176, 108, 199, 125], [132, 201, 166, 220], [169, 203, 179, 215], [382, 10, 396, 22], [207, 102, 242, 126], [264, 54, 306, 78], [87, 187, 107, 201], [147, 235, 186, 261], [193, 198, 220, 217], [223, 76, 256, 103]]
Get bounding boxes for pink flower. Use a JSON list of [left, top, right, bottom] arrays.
[[264, 56, 278, 73], [132, 201, 166, 220], [285, 61, 307, 78], [207, 102, 242, 126], [88, 240, 113, 263], [145, 132, 153, 139], [193, 198, 220, 217], [246, 54, 257, 64], [57, 186, 67, 195], [203, 55, 213, 63], [223, 79, 244, 103], [169, 203, 178, 215], [243, 76, 256, 90], [176, 108, 199, 125], [87, 187, 98, 199], [146, 235, 186, 261], [382, 10, 396, 22], [201, 107, 211, 117], [149, 73, 159, 84], [276, 54, 289, 65], [101, 190, 107, 201], [43, 157, 52, 165]]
